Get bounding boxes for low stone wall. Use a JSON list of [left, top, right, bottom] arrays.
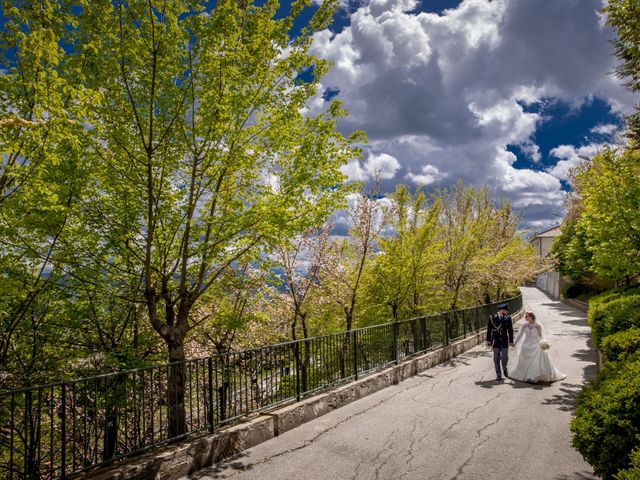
[[90, 309, 522, 480]]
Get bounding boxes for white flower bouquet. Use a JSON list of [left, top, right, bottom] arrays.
[[539, 338, 550, 350]]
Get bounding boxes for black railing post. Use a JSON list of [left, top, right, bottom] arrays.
[[207, 358, 214, 433], [445, 314, 450, 345], [392, 322, 399, 364], [294, 342, 301, 402], [462, 311, 467, 338], [421, 318, 427, 352], [219, 355, 229, 423], [24, 390, 33, 478], [352, 330, 358, 380], [61, 384, 66, 479]]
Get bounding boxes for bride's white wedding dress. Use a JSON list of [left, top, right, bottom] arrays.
[[510, 320, 566, 383]]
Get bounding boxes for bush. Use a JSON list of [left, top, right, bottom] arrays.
[[588, 289, 640, 349], [601, 328, 640, 362], [562, 283, 590, 299], [571, 356, 640, 479], [615, 448, 640, 480]]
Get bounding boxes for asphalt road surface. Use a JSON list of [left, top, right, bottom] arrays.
[[182, 287, 598, 480]]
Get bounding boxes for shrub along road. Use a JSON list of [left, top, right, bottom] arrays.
[[182, 287, 598, 480]]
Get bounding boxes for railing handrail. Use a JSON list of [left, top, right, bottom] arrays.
[[0, 294, 521, 397], [0, 293, 523, 480]]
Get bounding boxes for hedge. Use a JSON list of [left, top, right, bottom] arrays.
[[571, 356, 640, 479], [588, 289, 640, 349], [615, 448, 640, 480], [601, 328, 640, 362]]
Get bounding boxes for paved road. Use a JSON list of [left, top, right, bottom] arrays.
[[182, 287, 598, 480]]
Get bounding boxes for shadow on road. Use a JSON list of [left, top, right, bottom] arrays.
[[506, 379, 552, 390], [554, 471, 598, 480], [539, 382, 585, 412]]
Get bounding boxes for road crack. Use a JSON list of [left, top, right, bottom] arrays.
[[448, 415, 504, 480], [218, 378, 430, 478]]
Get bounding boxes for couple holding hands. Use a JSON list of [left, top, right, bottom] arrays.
[[486, 303, 566, 383]]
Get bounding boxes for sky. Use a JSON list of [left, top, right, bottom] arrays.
[[301, 0, 638, 233], [1, 0, 636, 234]]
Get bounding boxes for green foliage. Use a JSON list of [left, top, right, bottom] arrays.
[[577, 148, 640, 282], [588, 289, 640, 349], [571, 356, 640, 479], [551, 220, 595, 283], [361, 185, 445, 325], [602, 328, 640, 362], [438, 182, 542, 308], [605, 0, 640, 143], [561, 282, 592, 299], [615, 448, 640, 480], [70, 0, 361, 367]]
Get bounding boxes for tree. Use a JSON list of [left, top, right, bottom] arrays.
[[363, 185, 443, 323], [473, 198, 544, 303], [321, 184, 386, 376], [551, 220, 595, 284], [439, 182, 494, 309], [277, 225, 332, 342], [0, 1, 92, 387], [69, 0, 360, 437], [576, 148, 640, 283], [605, 0, 640, 144]]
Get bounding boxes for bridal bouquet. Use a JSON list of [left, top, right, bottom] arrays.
[[539, 338, 550, 350]]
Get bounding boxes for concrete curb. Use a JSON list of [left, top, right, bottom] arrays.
[[90, 310, 522, 480], [562, 297, 588, 312]]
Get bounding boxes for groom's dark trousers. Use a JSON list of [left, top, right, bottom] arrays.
[[493, 347, 508, 377]]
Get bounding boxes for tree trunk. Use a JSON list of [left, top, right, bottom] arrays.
[[103, 373, 126, 461], [167, 338, 187, 439], [339, 311, 353, 378], [391, 302, 399, 322]]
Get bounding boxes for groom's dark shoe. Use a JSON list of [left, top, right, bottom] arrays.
[[496, 375, 503, 381], [503, 369, 508, 378]]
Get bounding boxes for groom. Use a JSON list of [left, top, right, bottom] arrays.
[[486, 303, 514, 381]]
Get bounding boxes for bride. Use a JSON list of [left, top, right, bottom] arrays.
[[510, 310, 566, 383]]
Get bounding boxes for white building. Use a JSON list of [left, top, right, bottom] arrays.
[[529, 225, 562, 258], [530, 225, 563, 298]]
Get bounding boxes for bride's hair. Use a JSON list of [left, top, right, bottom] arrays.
[[525, 310, 536, 320]]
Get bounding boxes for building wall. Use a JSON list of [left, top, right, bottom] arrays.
[[536, 270, 566, 299], [531, 236, 556, 258]]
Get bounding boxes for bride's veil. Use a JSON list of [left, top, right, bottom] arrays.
[[515, 305, 542, 356]]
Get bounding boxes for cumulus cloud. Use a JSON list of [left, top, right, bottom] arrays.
[[547, 143, 608, 181], [590, 123, 618, 136], [406, 164, 443, 185], [341, 152, 401, 181], [309, 0, 638, 228]]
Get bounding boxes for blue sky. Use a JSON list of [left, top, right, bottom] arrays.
[[300, 0, 636, 232], [2, 0, 635, 233]]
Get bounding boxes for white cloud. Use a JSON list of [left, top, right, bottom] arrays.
[[365, 152, 400, 179], [590, 123, 618, 135], [547, 143, 607, 181], [342, 151, 401, 181], [310, 0, 638, 227], [406, 164, 443, 185]]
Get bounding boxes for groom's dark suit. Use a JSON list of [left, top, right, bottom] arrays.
[[486, 313, 514, 348], [487, 311, 514, 380]]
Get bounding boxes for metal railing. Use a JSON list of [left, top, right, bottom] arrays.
[[0, 294, 522, 479]]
